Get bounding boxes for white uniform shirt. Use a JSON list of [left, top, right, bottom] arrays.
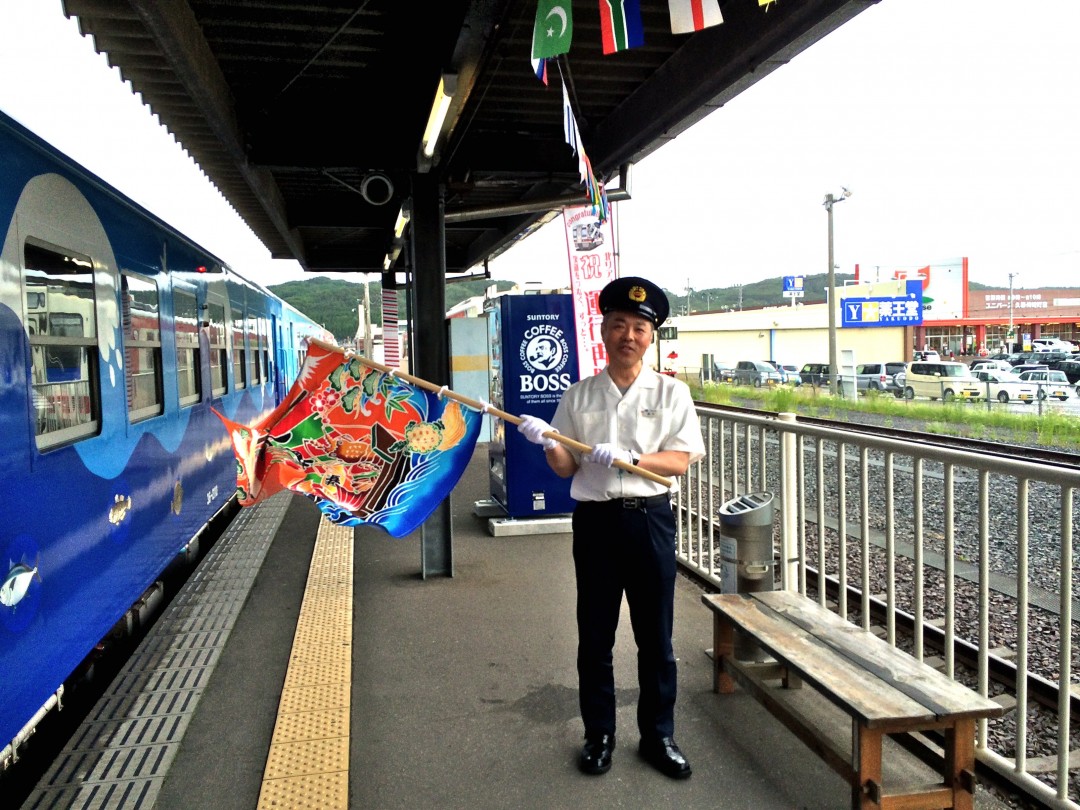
[[550, 365, 705, 501]]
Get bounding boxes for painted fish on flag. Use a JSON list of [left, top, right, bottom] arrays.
[[214, 339, 482, 537], [599, 0, 644, 55], [533, 0, 573, 60], [668, 0, 723, 34]]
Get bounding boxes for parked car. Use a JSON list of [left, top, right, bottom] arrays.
[[799, 362, 830, 387], [1010, 363, 1050, 378], [850, 362, 907, 396], [1017, 368, 1072, 400], [733, 360, 783, 387], [913, 350, 941, 361], [1051, 358, 1080, 384], [777, 364, 803, 386], [765, 360, 802, 385], [969, 359, 1014, 375], [1032, 337, 1078, 353], [1028, 349, 1071, 365], [902, 361, 983, 401], [972, 370, 1036, 404], [710, 361, 736, 383]]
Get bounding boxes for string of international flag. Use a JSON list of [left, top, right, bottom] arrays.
[[531, 0, 779, 220]]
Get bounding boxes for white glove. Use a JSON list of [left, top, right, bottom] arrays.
[[583, 443, 631, 468], [517, 415, 558, 450]]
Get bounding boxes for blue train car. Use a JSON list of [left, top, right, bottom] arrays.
[[0, 110, 328, 763]]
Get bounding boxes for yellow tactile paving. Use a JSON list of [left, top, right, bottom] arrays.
[[258, 517, 353, 809]]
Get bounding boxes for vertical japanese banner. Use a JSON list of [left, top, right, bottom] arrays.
[[382, 289, 400, 366], [563, 204, 618, 378]]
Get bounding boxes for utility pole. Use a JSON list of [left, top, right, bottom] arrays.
[[824, 187, 852, 395], [362, 277, 373, 358]]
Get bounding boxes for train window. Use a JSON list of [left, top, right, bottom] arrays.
[[24, 240, 101, 449], [247, 316, 259, 384], [231, 308, 247, 390], [122, 273, 163, 421], [174, 289, 201, 407], [207, 301, 227, 396], [260, 317, 270, 384]]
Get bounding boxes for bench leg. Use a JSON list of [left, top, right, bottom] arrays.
[[945, 719, 977, 810], [712, 614, 736, 694], [853, 721, 883, 810]]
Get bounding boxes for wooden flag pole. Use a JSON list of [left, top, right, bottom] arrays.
[[310, 338, 673, 488]]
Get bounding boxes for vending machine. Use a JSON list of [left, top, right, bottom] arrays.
[[487, 293, 579, 517]]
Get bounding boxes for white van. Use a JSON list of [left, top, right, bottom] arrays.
[[1031, 337, 1077, 353], [902, 361, 983, 401]]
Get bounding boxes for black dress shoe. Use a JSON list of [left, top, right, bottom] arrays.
[[639, 736, 692, 779], [579, 733, 615, 775]]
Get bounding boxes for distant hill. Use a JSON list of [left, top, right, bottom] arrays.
[[268, 276, 515, 342], [665, 272, 855, 315], [270, 273, 1066, 341]]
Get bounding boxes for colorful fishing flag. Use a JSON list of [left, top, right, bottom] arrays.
[[214, 339, 482, 538], [532, 0, 573, 59], [599, 0, 644, 55], [668, 0, 724, 34]]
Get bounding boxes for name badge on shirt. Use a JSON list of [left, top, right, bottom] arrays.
[[640, 408, 658, 418]]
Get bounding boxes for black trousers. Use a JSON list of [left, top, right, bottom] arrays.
[[572, 497, 677, 741]]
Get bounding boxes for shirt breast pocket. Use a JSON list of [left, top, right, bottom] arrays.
[[577, 410, 614, 443], [635, 406, 671, 451]]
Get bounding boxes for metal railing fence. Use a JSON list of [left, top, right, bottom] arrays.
[[675, 405, 1080, 810]]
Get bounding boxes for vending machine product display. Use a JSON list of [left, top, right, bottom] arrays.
[[487, 294, 579, 517]]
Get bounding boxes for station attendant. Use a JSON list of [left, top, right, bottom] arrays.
[[517, 276, 705, 779]]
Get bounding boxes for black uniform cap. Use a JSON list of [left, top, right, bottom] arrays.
[[598, 276, 670, 328]]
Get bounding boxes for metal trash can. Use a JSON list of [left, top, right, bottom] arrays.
[[718, 491, 776, 661]]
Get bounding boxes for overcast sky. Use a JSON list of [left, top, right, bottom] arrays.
[[2, 0, 1077, 294]]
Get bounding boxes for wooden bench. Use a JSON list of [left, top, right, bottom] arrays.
[[702, 590, 1006, 810]]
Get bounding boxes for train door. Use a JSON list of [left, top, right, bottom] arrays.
[[270, 314, 285, 403]]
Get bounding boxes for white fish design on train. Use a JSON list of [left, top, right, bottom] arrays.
[[109, 494, 132, 525], [1, 561, 42, 609]]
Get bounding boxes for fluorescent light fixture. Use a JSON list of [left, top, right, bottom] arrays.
[[393, 203, 411, 239], [421, 74, 457, 158]]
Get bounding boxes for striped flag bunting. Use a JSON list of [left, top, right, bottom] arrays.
[[560, 76, 609, 222], [382, 289, 400, 367], [531, 56, 549, 84], [599, 0, 644, 55], [668, 0, 724, 34]]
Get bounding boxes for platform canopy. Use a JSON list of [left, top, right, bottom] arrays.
[[61, 0, 876, 276]]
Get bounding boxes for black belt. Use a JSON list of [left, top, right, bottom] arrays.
[[587, 494, 671, 510]]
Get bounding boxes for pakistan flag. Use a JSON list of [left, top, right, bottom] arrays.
[[532, 0, 572, 59]]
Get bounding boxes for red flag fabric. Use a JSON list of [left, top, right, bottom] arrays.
[[599, 0, 644, 55], [214, 339, 481, 537], [668, 0, 723, 34]]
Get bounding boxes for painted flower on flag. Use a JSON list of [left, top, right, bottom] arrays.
[[311, 386, 340, 412], [214, 340, 482, 537], [532, 0, 573, 60]]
